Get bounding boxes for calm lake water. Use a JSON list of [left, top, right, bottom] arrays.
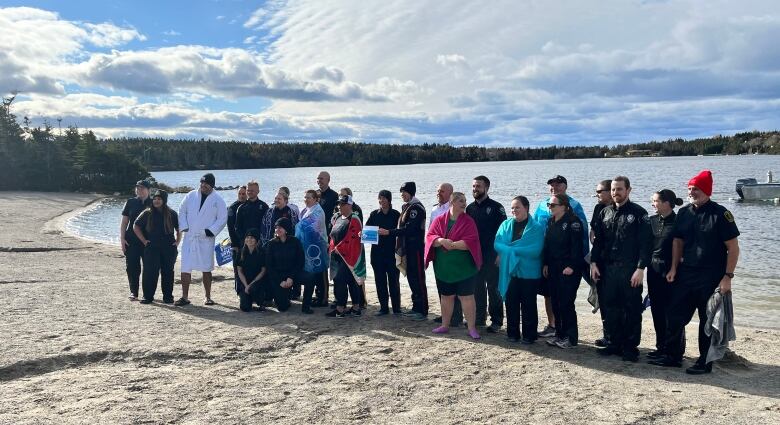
[[66, 156, 780, 328]]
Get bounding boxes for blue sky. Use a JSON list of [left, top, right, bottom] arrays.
[[2, 0, 780, 146]]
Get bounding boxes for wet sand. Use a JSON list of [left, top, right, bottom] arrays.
[[0, 192, 778, 424]]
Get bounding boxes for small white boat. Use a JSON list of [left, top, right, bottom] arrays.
[[736, 171, 780, 200]]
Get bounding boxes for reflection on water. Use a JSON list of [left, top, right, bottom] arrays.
[[66, 155, 780, 328]]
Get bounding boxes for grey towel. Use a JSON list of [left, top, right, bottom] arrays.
[[704, 289, 737, 363]]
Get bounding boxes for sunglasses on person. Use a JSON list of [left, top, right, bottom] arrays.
[[546, 202, 561, 208], [595, 189, 608, 194]]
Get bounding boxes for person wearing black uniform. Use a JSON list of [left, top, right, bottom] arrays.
[[650, 170, 740, 375], [381, 182, 427, 320], [590, 176, 652, 362], [466, 175, 507, 332], [316, 171, 339, 306], [235, 228, 267, 312], [646, 189, 685, 360], [235, 181, 269, 247], [133, 190, 180, 304], [543, 194, 587, 348], [120, 180, 152, 301], [366, 190, 402, 315], [227, 185, 248, 292], [590, 179, 612, 347], [262, 218, 305, 312], [317, 171, 339, 231]]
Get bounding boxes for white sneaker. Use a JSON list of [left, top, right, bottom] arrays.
[[554, 339, 575, 349], [128, 294, 138, 301]]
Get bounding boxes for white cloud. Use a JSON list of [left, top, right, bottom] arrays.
[[163, 29, 181, 36], [4, 2, 780, 146]]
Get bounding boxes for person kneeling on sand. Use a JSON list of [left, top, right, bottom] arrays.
[[235, 229, 267, 312], [262, 218, 305, 312], [424, 192, 482, 340]]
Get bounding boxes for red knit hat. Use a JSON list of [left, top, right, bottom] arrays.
[[688, 170, 713, 196]]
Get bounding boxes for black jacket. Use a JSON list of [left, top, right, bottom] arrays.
[[235, 198, 269, 245], [227, 200, 244, 248], [389, 200, 426, 247], [543, 212, 586, 271], [672, 200, 740, 271], [591, 200, 652, 269], [265, 236, 305, 282]]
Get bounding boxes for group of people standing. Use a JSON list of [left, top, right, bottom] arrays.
[[120, 168, 740, 375]]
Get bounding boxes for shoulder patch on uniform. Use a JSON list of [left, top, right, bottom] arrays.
[[571, 221, 581, 230], [724, 210, 735, 223], [627, 214, 635, 223]]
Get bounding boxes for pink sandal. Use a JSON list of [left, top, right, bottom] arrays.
[[468, 329, 481, 340], [432, 326, 449, 334]]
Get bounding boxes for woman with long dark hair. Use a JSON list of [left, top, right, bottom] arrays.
[[236, 228, 267, 312], [542, 193, 586, 348], [133, 190, 181, 304], [646, 189, 685, 360]]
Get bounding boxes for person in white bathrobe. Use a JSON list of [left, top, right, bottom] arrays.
[[175, 173, 228, 306]]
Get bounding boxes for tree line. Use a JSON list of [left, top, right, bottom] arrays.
[[2, 94, 778, 193], [0, 96, 147, 192]]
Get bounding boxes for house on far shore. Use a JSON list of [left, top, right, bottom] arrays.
[[624, 149, 659, 157]]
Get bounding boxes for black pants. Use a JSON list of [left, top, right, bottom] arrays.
[[334, 268, 363, 308], [665, 268, 719, 364], [125, 239, 144, 296], [141, 243, 177, 301], [314, 270, 329, 305], [373, 259, 401, 313], [647, 265, 684, 354], [405, 246, 428, 315], [596, 268, 609, 341], [548, 264, 581, 345], [505, 277, 540, 340], [475, 262, 502, 326], [239, 280, 265, 312], [300, 271, 318, 309], [602, 264, 643, 355], [259, 273, 293, 312]]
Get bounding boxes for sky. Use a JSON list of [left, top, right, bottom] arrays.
[[2, 0, 780, 146]]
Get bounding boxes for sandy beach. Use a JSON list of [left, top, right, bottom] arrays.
[[0, 192, 778, 424]]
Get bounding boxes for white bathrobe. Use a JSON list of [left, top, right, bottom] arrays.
[[178, 189, 228, 273]]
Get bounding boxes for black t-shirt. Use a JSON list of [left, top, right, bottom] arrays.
[[366, 208, 401, 264], [649, 211, 676, 274], [237, 246, 265, 283], [318, 187, 339, 232], [122, 197, 152, 241], [512, 218, 528, 242], [134, 208, 179, 246], [466, 197, 506, 262], [672, 200, 740, 271]]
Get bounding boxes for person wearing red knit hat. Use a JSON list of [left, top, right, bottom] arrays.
[[649, 169, 740, 375]]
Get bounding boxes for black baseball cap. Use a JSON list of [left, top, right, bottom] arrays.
[[547, 175, 567, 185], [337, 195, 353, 205]]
